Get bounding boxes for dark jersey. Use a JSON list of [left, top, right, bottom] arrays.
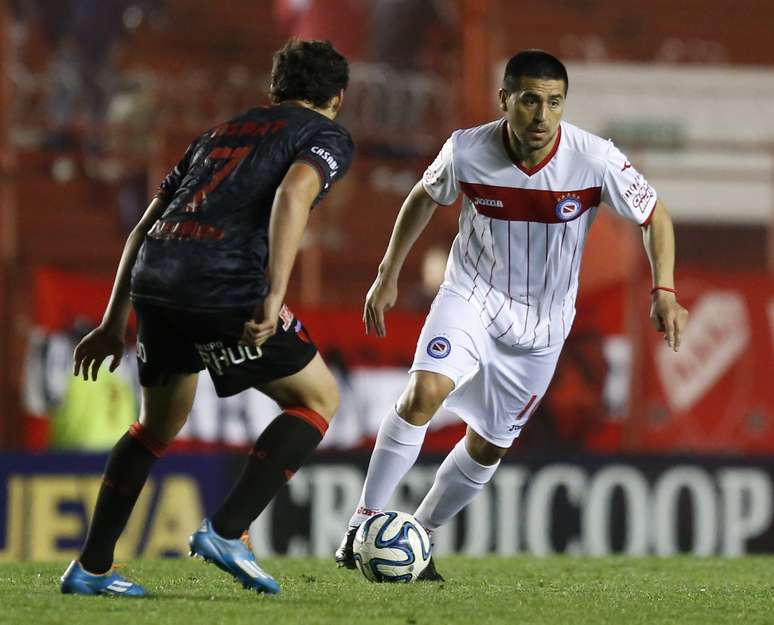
[[130, 104, 353, 311]]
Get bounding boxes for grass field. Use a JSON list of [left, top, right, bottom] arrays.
[[2, 556, 773, 625]]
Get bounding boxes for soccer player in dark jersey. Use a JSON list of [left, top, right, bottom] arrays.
[[59, 38, 354, 597]]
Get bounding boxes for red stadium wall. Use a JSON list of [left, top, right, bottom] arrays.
[[20, 266, 774, 455], [630, 271, 774, 453]]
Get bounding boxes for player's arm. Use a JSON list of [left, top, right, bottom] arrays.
[[243, 162, 321, 346], [73, 197, 169, 380], [641, 199, 689, 351], [364, 182, 439, 337]]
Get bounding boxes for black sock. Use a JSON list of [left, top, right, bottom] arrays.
[[79, 423, 167, 574], [211, 409, 328, 539]]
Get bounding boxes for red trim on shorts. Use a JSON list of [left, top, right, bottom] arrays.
[[283, 407, 329, 437], [515, 395, 538, 421], [128, 422, 169, 458]]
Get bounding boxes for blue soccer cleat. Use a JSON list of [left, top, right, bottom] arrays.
[[189, 519, 280, 594], [60, 560, 146, 597]]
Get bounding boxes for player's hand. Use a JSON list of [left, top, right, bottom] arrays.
[[650, 291, 689, 352], [73, 324, 125, 381], [364, 275, 398, 337], [242, 292, 283, 347]]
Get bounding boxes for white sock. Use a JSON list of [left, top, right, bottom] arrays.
[[414, 437, 499, 531], [348, 406, 429, 527]]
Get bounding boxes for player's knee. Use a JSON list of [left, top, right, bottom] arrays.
[[397, 372, 453, 425], [140, 411, 188, 443], [466, 429, 509, 465], [318, 381, 340, 422], [300, 376, 340, 423]]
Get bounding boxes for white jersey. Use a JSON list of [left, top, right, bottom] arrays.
[[422, 119, 657, 349]]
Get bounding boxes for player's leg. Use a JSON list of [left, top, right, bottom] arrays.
[[337, 289, 483, 568], [62, 374, 197, 596], [410, 340, 564, 580], [187, 310, 330, 593], [334, 371, 454, 569], [408, 425, 507, 582], [347, 370, 454, 527], [208, 352, 338, 539], [62, 302, 202, 596], [414, 425, 507, 532], [79, 375, 198, 572]]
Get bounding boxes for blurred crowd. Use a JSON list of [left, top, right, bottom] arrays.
[[6, 1, 459, 229]]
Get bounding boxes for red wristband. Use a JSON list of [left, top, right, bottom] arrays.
[[651, 286, 677, 296]]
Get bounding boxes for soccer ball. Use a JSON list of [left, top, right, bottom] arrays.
[[353, 511, 431, 582]]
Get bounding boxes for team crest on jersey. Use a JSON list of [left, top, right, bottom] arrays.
[[427, 336, 451, 359], [555, 194, 583, 221]]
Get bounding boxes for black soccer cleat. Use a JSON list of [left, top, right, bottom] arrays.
[[416, 556, 445, 582], [334, 526, 358, 569]]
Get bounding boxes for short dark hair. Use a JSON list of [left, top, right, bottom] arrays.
[[503, 49, 568, 94], [269, 38, 349, 108]]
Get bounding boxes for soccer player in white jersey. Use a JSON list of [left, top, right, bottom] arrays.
[[335, 50, 688, 579]]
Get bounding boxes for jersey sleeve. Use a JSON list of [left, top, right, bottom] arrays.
[[421, 137, 460, 206], [155, 143, 194, 201], [295, 125, 354, 205], [601, 143, 658, 225]]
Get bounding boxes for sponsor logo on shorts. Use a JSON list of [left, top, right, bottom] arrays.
[[426, 336, 451, 359], [279, 304, 294, 331], [136, 341, 147, 363], [555, 194, 583, 221], [195, 340, 262, 376]]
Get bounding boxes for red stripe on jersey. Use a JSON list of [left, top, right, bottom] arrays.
[[460, 182, 601, 224]]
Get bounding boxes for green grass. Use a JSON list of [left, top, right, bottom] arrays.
[[2, 557, 774, 625]]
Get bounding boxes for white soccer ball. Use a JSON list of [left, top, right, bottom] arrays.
[[353, 511, 431, 583]]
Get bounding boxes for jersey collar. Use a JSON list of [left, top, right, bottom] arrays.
[[501, 120, 562, 177]]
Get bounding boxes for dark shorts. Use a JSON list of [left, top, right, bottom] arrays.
[[133, 300, 317, 397]]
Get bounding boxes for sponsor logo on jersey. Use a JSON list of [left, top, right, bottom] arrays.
[[148, 219, 225, 241], [621, 161, 632, 172], [473, 197, 504, 208], [623, 174, 655, 213], [310, 146, 339, 174], [426, 336, 451, 359], [555, 194, 583, 221]]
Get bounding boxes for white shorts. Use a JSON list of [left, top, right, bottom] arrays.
[[410, 288, 563, 447]]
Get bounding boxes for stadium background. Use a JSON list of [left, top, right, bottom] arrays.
[[0, 0, 772, 561]]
